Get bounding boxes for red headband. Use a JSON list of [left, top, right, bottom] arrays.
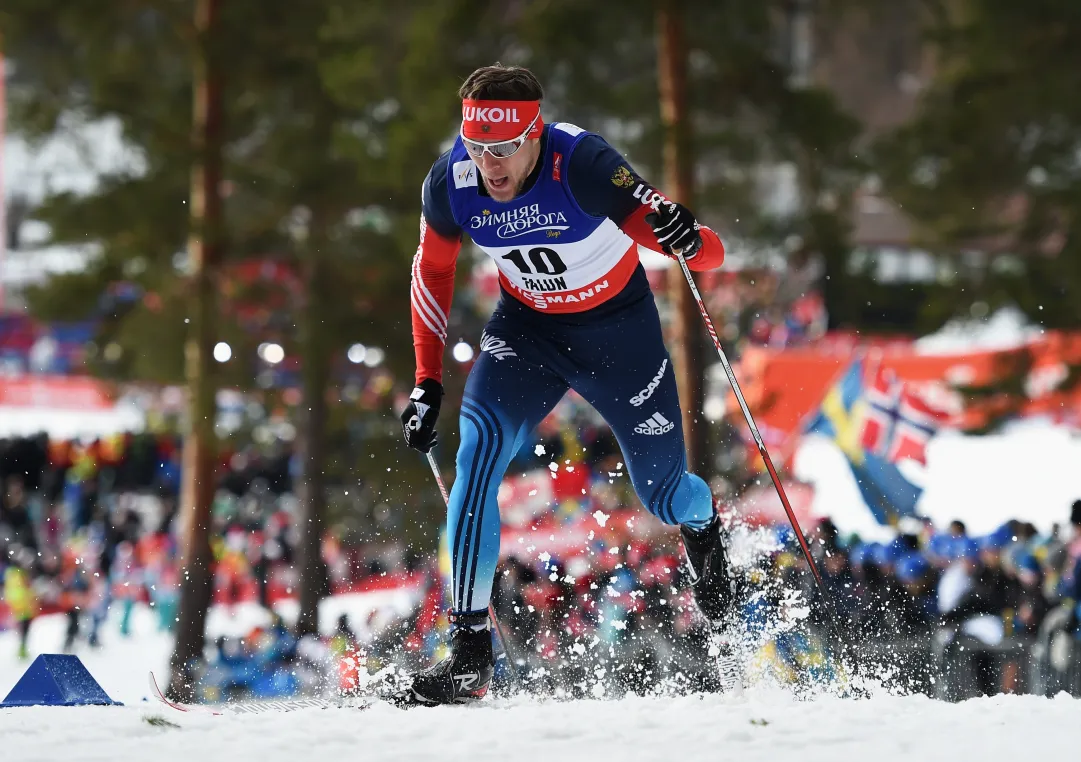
[[461, 99, 543, 141]]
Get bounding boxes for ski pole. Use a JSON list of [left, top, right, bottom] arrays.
[[669, 247, 866, 686], [424, 449, 523, 691], [669, 246, 864, 678], [670, 249, 828, 588], [425, 449, 452, 505]]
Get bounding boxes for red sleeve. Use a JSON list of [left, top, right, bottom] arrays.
[[619, 205, 725, 272], [411, 215, 461, 384]]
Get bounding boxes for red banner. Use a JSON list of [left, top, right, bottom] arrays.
[[0, 375, 116, 410]]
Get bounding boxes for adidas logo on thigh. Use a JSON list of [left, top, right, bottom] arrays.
[[634, 412, 674, 435]]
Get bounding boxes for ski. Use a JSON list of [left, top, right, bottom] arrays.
[[147, 672, 376, 715], [709, 633, 746, 697], [148, 672, 223, 715]]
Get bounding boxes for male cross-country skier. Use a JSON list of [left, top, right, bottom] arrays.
[[398, 64, 735, 705]]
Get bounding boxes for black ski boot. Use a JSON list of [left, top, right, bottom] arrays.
[[680, 515, 736, 629], [396, 610, 494, 706]]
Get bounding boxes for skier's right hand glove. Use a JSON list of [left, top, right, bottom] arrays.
[[645, 201, 703, 259], [400, 378, 443, 453]]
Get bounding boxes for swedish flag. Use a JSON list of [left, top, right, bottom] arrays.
[[805, 359, 922, 525]]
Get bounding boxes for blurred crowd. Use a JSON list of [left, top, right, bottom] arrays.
[[805, 516, 1072, 644], [0, 315, 96, 376], [4, 426, 1081, 701], [696, 256, 829, 350], [797, 506, 1081, 696], [0, 431, 416, 662]]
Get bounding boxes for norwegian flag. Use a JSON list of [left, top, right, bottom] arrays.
[[859, 363, 947, 465]]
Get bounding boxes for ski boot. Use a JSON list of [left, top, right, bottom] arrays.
[[680, 514, 737, 629], [393, 610, 495, 706]]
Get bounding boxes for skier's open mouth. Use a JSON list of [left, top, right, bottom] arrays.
[[487, 175, 509, 190]]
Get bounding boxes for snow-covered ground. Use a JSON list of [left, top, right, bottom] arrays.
[[913, 306, 1044, 355], [3, 607, 1081, 762], [4, 677, 1080, 762]]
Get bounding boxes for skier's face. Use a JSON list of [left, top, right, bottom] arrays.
[[472, 138, 542, 202]]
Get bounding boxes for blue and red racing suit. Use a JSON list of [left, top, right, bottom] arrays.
[[411, 122, 725, 615]]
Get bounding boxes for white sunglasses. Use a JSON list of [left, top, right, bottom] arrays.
[[460, 113, 540, 159]]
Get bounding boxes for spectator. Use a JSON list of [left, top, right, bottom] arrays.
[[811, 539, 859, 633], [1010, 553, 1050, 635], [4, 563, 37, 659], [894, 553, 938, 636], [939, 538, 1007, 640], [1058, 499, 1081, 602], [937, 537, 1007, 697], [1, 477, 38, 554], [154, 449, 182, 497]]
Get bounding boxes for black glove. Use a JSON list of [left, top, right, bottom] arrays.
[[400, 378, 443, 453], [645, 201, 702, 259]]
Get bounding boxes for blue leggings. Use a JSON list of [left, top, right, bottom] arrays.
[[447, 280, 713, 614]]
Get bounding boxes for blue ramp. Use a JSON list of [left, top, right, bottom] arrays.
[[1, 654, 121, 707]]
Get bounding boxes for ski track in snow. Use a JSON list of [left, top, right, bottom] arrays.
[[3, 691, 1080, 762]]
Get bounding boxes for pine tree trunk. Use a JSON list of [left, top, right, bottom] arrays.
[[657, 0, 707, 474], [166, 0, 223, 703], [0, 35, 7, 312], [295, 227, 330, 639]]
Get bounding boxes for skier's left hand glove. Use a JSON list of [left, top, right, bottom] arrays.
[[645, 201, 702, 259], [400, 378, 443, 453]]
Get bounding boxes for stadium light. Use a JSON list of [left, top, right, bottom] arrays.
[[452, 341, 474, 363], [363, 347, 385, 367], [258, 342, 285, 365], [347, 343, 367, 364], [213, 342, 232, 362]]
